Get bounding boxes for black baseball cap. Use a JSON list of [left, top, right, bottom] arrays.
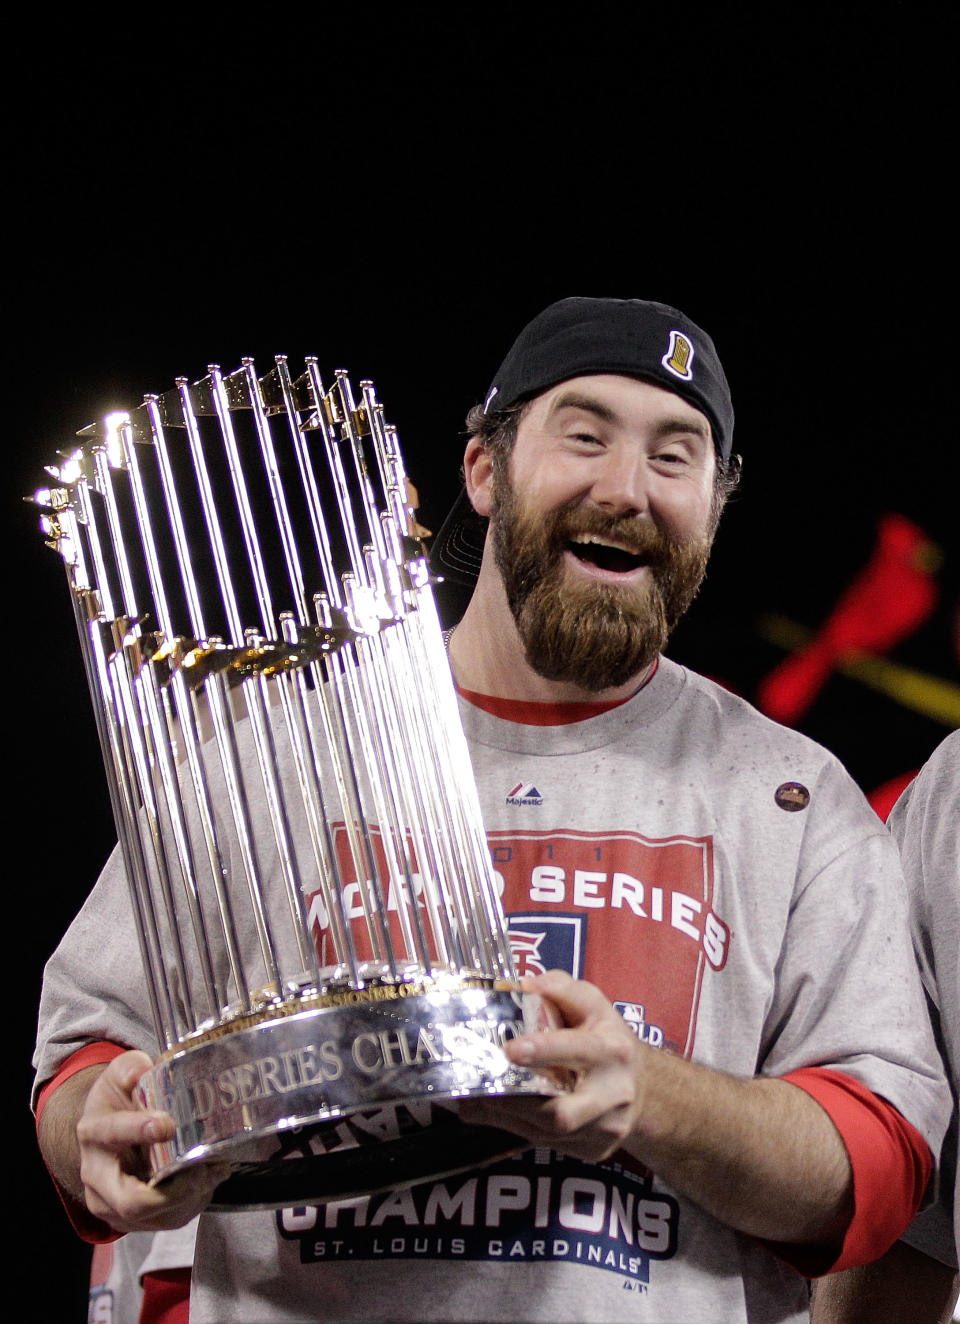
[[431, 297, 735, 585]]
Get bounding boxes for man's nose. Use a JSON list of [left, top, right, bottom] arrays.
[[589, 448, 650, 515]]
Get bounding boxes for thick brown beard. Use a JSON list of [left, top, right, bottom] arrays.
[[491, 463, 715, 693]]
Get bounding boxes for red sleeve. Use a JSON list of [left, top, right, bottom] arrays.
[[35, 1040, 131, 1244], [774, 1066, 933, 1276], [35, 1041, 130, 1125], [141, 1268, 192, 1324]]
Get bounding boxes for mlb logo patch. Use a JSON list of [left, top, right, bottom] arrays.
[[506, 912, 586, 978], [614, 1000, 665, 1048]]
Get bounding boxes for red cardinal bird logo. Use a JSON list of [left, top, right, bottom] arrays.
[[757, 513, 940, 726]]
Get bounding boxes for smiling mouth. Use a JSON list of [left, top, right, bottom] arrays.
[[566, 534, 648, 575]]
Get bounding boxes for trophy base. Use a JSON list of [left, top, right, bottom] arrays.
[[207, 1115, 529, 1211], [138, 975, 555, 1210]]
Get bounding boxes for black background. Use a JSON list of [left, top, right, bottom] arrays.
[[10, 7, 958, 1316]]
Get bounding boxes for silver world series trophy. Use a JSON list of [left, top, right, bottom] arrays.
[[32, 356, 557, 1209]]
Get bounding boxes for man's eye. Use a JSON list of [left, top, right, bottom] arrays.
[[571, 432, 602, 446], [655, 449, 688, 466]]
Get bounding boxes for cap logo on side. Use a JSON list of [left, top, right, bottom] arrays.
[[661, 330, 695, 381]]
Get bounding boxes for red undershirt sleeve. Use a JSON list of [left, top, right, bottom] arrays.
[[773, 1066, 933, 1277], [140, 1268, 192, 1324], [35, 1040, 131, 1244]]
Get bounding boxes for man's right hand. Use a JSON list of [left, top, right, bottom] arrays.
[[40, 1050, 229, 1234]]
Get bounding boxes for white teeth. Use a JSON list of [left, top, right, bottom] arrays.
[[572, 533, 632, 551]]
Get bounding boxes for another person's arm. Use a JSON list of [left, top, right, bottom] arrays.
[[810, 1240, 959, 1323]]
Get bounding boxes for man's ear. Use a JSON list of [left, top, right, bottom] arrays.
[[463, 436, 496, 518]]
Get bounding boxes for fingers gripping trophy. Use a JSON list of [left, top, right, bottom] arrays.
[[30, 356, 558, 1209]]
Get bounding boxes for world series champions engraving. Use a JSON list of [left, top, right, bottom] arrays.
[[30, 357, 556, 1209]]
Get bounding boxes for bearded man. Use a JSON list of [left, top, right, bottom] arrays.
[[33, 298, 950, 1323]]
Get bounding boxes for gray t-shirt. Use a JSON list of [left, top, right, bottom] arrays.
[[894, 730, 960, 1270], [35, 659, 951, 1323]]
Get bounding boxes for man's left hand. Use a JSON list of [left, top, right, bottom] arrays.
[[460, 970, 645, 1162]]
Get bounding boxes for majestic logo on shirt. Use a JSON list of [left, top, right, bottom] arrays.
[[661, 330, 695, 381], [506, 782, 544, 807]]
